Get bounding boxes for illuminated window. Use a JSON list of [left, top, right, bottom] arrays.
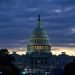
[[34, 46, 36, 49], [33, 45, 42, 50], [41, 46, 43, 50], [39, 46, 41, 49], [36, 46, 39, 50]]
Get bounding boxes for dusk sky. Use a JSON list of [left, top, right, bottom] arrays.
[[0, 0, 75, 55]]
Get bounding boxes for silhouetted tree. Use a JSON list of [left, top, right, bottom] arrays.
[[0, 49, 20, 75], [64, 59, 75, 75]]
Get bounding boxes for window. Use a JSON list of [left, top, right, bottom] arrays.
[[41, 46, 43, 50], [36, 46, 40, 50]]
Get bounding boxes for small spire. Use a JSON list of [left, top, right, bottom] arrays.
[[37, 14, 41, 27], [38, 14, 40, 22]]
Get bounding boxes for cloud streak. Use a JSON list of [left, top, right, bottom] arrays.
[[0, 0, 75, 48]]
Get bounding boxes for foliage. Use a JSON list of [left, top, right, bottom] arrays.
[[0, 49, 20, 75]]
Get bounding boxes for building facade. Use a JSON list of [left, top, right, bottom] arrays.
[[24, 15, 52, 75]]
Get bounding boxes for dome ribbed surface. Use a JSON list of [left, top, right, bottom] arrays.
[[27, 15, 51, 54]]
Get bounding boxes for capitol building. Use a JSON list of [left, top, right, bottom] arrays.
[[12, 15, 74, 75]]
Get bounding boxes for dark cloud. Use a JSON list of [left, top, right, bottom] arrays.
[[0, 0, 75, 48]]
